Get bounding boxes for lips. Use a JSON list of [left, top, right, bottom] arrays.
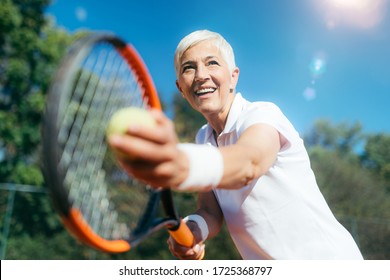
[[194, 87, 216, 96]]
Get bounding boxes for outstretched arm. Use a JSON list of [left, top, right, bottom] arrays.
[[108, 109, 282, 191]]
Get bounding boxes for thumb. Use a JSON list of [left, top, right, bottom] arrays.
[[193, 243, 205, 260]]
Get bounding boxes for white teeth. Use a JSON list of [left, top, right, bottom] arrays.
[[195, 88, 215, 95]]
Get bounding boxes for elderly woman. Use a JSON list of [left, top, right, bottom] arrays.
[[108, 30, 363, 260]]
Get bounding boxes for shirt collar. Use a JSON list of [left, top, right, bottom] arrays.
[[204, 92, 245, 141]]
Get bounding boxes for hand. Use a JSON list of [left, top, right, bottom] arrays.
[[167, 221, 205, 260], [107, 109, 188, 188]]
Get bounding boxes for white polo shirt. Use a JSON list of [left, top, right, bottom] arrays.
[[195, 93, 363, 260]]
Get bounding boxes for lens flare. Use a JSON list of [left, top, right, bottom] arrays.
[[303, 87, 317, 101], [75, 7, 87, 22], [310, 57, 327, 77], [328, 0, 372, 9], [315, 0, 388, 29], [309, 51, 327, 78], [302, 51, 327, 101]]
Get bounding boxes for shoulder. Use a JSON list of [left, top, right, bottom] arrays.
[[236, 96, 301, 150], [225, 93, 284, 133], [237, 99, 286, 132], [235, 94, 283, 122], [245, 100, 283, 115]]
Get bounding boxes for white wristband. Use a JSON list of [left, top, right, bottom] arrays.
[[177, 143, 224, 192], [183, 214, 209, 242]]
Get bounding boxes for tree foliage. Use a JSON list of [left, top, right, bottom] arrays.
[[0, 0, 79, 259], [0, 0, 72, 184], [361, 134, 390, 192], [304, 119, 390, 259], [172, 93, 206, 142]]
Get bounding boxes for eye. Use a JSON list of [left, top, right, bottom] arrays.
[[182, 64, 195, 73], [207, 60, 220, 66]]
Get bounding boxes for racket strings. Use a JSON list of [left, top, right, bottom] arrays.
[[64, 87, 124, 237], [58, 42, 150, 240]]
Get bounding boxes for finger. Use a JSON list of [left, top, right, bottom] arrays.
[[150, 109, 171, 125], [121, 162, 174, 186], [126, 110, 174, 144], [194, 244, 205, 260], [126, 124, 167, 145], [108, 134, 176, 163], [181, 244, 205, 260], [167, 236, 204, 260], [167, 237, 192, 259]]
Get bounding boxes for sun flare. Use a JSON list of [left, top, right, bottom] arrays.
[[316, 0, 388, 29]]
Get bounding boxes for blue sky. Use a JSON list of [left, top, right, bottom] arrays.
[[46, 0, 390, 135]]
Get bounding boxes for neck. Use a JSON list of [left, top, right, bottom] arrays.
[[204, 92, 235, 135]]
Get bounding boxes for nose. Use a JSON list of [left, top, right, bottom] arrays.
[[194, 64, 209, 82]]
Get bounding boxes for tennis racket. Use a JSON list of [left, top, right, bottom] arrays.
[[42, 33, 199, 257]]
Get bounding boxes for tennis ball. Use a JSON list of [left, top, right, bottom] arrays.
[[106, 107, 156, 138]]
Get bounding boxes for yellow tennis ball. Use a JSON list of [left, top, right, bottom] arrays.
[[106, 107, 156, 138]]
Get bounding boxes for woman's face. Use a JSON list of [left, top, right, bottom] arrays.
[[176, 40, 239, 120]]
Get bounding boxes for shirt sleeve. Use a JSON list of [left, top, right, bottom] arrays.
[[237, 102, 302, 151]]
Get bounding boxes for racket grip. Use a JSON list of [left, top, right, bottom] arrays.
[[168, 219, 205, 260]]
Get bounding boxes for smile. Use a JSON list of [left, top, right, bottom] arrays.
[[194, 87, 216, 96]]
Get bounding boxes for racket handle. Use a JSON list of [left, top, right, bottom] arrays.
[[168, 219, 205, 260]]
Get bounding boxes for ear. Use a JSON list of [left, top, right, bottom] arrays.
[[176, 80, 185, 97], [230, 67, 240, 90]]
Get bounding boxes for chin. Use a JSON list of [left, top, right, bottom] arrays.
[[198, 104, 219, 115]]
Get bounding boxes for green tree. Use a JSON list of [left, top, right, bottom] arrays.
[[172, 93, 206, 142], [304, 119, 364, 159], [0, 0, 77, 259], [361, 134, 390, 192], [0, 0, 71, 184], [304, 119, 390, 259]]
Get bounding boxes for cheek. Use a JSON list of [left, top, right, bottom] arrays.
[[179, 76, 194, 91], [222, 75, 235, 90], [219, 76, 233, 90], [219, 70, 233, 85]]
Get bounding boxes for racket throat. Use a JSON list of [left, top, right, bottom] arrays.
[[132, 191, 159, 233], [160, 189, 181, 230]]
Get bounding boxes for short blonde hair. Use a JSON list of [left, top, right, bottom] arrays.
[[174, 30, 236, 78]]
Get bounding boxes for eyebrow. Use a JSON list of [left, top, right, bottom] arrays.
[[181, 55, 220, 67], [181, 60, 194, 67]]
